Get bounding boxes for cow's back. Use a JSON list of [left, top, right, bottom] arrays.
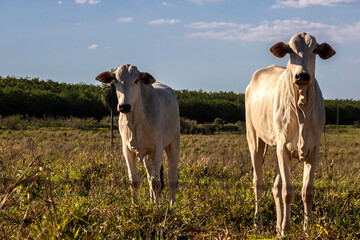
[[245, 65, 285, 146], [153, 82, 179, 117], [153, 82, 180, 147]]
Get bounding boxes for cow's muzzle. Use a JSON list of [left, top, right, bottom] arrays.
[[295, 73, 310, 86], [119, 104, 131, 113]]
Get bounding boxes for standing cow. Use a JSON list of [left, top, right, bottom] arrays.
[[96, 64, 180, 205], [245, 33, 335, 235]]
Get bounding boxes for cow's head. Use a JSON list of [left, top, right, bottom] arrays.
[[95, 64, 155, 113], [270, 32, 335, 86]]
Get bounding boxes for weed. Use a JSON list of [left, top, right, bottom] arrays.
[[0, 128, 360, 238]]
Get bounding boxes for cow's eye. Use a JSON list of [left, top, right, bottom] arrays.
[[313, 48, 318, 54], [135, 79, 139, 84]]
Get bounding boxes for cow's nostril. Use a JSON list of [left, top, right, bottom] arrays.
[[301, 74, 310, 81], [296, 73, 310, 81], [119, 104, 131, 113], [295, 73, 311, 86]]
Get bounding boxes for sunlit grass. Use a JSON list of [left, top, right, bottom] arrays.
[[0, 127, 360, 239]]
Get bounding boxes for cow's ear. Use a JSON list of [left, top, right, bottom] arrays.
[[96, 71, 116, 83], [270, 42, 291, 58], [139, 72, 156, 85], [316, 43, 336, 60]]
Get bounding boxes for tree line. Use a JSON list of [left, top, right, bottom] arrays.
[[0, 76, 359, 125], [0, 76, 107, 119]]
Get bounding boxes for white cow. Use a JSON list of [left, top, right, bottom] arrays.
[[96, 64, 180, 205], [245, 33, 335, 235]]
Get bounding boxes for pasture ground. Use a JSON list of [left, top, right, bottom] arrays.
[[0, 126, 360, 239]]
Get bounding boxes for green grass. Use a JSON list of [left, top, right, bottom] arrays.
[[1, 127, 360, 239]]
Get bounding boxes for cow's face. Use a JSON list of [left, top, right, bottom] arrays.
[[95, 64, 155, 113], [270, 32, 335, 86]]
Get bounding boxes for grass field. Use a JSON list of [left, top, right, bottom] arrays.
[[1, 126, 360, 239]]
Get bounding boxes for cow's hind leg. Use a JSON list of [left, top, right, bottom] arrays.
[[165, 137, 180, 206], [247, 132, 267, 231], [143, 155, 155, 202], [144, 147, 163, 203]]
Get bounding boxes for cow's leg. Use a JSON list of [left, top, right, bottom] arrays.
[[123, 145, 139, 197], [145, 147, 163, 203], [165, 137, 180, 206], [277, 144, 293, 235], [302, 146, 318, 232], [143, 155, 154, 201], [247, 132, 266, 231], [273, 162, 283, 234]]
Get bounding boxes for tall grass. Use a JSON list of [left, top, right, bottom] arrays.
[[0, 127, 360, 239]]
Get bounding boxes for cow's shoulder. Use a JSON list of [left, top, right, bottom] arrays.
[[247, 65, 285, 96], [153, 82, 174, 94], [252, 65, 285, 82], [153, 82, 177, 102]]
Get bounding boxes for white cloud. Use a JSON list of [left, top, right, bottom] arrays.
[[162, 2, 175, 6], [186, 18, 360, 43], [148, 19, 180, 25], [58, 1, 63, 4], [186, 21, 250, 29], [330, 21, 360, 42], [88, 44, 98, 49], [89, 0, 101, 4], [75, 0, 100, 5], [188, 0, 225, 4], [117, 17, 133, 23], [272, 0, 357, 8]]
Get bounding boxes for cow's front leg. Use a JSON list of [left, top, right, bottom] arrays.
[[123, 145, 139, 198], [302, 146, 318, 232], [277, 144, 294, 236], [273, 163, 283, 235]]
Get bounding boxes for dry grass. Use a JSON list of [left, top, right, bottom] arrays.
[[0, 127, 360, 239]]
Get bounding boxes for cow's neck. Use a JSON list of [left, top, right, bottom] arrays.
[[295, 83, 316, 160], [124, 84, 155, 153], [282, 68, 317, 121], [295, 84, 315, 120], [282, 68, 318, 161]]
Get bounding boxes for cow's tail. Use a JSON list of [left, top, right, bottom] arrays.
[[160, 164, 164, 192], [262, 144, 268, 164]]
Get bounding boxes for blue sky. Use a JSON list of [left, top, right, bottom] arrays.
[[1, 0, 360, 99]]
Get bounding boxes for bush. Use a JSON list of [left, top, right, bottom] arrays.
[[0, 115, 27, 130], [214, 118, 225, 125]]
